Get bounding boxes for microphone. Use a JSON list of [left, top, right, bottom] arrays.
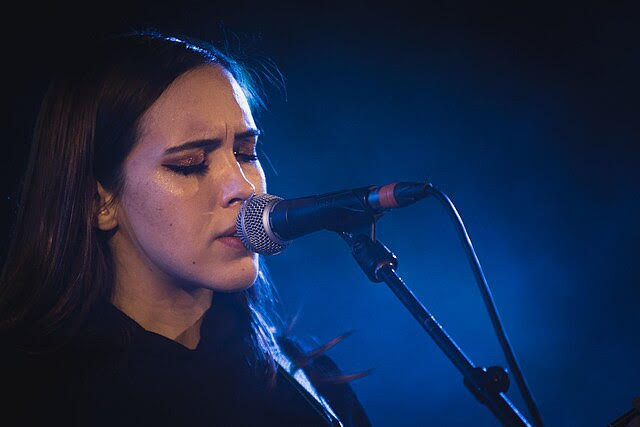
[[235, 182, 432, 255]]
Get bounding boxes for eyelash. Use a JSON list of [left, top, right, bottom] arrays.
[[235, 152, 259, 163], [165, 151, 259, 176], [165, 163, 209, 176]]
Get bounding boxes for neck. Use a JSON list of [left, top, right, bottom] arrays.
[[112, 282, 212, 350], [110, 236, 213, 350]]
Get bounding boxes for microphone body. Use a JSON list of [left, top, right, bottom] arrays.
[[236, 182, 431, 255], [269, 186, 374, 241]]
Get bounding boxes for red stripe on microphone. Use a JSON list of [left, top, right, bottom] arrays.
[[378, 183, 399, 208]]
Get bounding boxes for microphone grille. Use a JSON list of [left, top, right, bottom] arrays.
[[236, 194, 289, 256]]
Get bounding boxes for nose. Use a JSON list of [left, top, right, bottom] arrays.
[[219, 154, 256, 207]]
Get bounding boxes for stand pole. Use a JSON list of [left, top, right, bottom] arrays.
[[343, 232, 531, 426]]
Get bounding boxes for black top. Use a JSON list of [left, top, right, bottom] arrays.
[[1, 303, 370, 426]]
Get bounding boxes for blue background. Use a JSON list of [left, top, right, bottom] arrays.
[[3, 1, 638, 425]]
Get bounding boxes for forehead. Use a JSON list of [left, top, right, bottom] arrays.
[[137, 64, 255, 145]]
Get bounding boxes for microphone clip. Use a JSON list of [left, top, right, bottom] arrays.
[[340, 220, 398, 283]]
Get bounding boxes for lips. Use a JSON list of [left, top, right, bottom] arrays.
[[214, 225, 248, 251], [218, 226, 239, 238]]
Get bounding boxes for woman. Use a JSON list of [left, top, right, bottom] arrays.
[[0, 32, 369, 426]]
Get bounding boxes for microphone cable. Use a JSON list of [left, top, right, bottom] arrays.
[[426, 183, 544, 427]]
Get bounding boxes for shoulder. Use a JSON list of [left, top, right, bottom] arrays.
[[0, 337, 81, 424], [0, 308, 134, 422]]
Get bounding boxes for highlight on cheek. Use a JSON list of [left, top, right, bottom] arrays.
[[151, 169, 191, 196]]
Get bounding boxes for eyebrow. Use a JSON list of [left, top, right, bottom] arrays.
[[163, 128, 261, 155]]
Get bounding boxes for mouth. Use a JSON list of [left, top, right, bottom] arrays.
[[215, 226, 248, 251], [218, 227, 240, 238]]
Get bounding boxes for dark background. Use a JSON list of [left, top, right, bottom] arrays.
[[3, 1, 639, 425]]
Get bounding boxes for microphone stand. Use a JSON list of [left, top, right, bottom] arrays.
[[340, 223, 532, 426]]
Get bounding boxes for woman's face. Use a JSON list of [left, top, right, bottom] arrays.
[[111, 64, 265, 292]]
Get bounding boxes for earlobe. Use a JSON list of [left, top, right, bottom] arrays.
[[96, 181, 118, 231]]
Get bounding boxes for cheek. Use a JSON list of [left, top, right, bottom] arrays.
[[119, 170, 207, 254], [250, 163, 267, 194], [117, 161, 261, 290]]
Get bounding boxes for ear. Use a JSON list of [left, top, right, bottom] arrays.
[[96, 181, 118, 231]]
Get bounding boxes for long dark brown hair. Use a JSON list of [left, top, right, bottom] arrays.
[[0, 32, 280, 368]]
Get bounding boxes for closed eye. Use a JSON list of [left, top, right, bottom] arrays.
[[164, 162, 209, 176], [163, 148, 209, 176], [234, 151, 259, 163]]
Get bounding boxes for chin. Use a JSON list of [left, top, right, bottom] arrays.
[[205, 280, 256, 294], [202, 260, 259, 293]]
